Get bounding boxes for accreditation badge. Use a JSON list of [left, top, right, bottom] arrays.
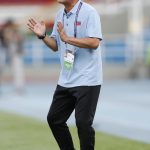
[[64, 50, 74, 70]]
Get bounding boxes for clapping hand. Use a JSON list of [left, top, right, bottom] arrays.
[[27, 18, 46, 37], [57, 22, 68, 43]]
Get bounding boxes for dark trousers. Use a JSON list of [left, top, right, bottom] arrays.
[[47, 85, 101, 150]]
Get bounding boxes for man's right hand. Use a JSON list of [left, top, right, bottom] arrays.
[[27, 18, 46, 37], [27, 18, 58, 52]]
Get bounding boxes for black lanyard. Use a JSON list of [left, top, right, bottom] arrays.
[[62, 2, 83, 38]]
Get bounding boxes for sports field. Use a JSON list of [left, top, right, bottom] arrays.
[[0, 111, 150, 150]]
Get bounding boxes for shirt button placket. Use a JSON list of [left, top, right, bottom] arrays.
[[66, 16, 69, 27]]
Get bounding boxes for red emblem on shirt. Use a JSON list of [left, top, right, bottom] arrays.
[[76, 22, 81, 26]]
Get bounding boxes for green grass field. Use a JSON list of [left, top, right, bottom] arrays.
[[0, 111, 150, 150]]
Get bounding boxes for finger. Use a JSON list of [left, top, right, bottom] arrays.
[[27, 24, 34, 32], [29, 20, 35, 26], [58, 22, 64, 30], [57, 22, 60, 29], [30, 18, 37, 24], [27, 23, 34, 30], [57, 23, 61, 31], [58, 28, 65, 37], [57, 26, 61, 34], [29, 18, 36, 26], [28, 27, 34, 32], [59, 22, 63, 28], [57, 28, 60, 35], [57, 24, 63, 34], [27, 23, 33, 30], [57, 22, 61, 28]]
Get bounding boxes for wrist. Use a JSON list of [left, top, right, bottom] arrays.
[[38, 32, 46, 40], [64, 36, 69, 43]]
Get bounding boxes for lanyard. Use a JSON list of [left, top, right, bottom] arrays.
[[62, 2, 83, 38]]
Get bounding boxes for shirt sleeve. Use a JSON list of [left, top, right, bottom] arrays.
[[85, 10, 103, 40]]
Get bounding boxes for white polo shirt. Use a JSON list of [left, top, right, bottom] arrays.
[[50, 0, 103, 87]]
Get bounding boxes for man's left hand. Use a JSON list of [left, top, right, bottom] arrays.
[[57, 22, 68, 43]]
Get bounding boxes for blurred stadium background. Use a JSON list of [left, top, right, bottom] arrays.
[[0, 0, 150, 149]]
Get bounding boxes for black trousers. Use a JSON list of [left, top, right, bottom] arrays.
[[47, 85, 101, 150]]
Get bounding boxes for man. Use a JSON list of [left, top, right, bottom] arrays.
[[27, 0, 103, 150], [3, 20, 25, 94]]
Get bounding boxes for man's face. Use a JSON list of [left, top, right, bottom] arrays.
[[57, 0, 72, 5]]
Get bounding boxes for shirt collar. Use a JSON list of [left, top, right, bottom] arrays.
[[64, 0, 82, 16]]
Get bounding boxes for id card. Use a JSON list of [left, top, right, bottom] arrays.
[[64, 50, 74, 70]]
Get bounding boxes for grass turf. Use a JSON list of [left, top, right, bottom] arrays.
[[0, 111, 150, 150]]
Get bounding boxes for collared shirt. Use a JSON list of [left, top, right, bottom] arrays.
[[50, 0, 103, 87]]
